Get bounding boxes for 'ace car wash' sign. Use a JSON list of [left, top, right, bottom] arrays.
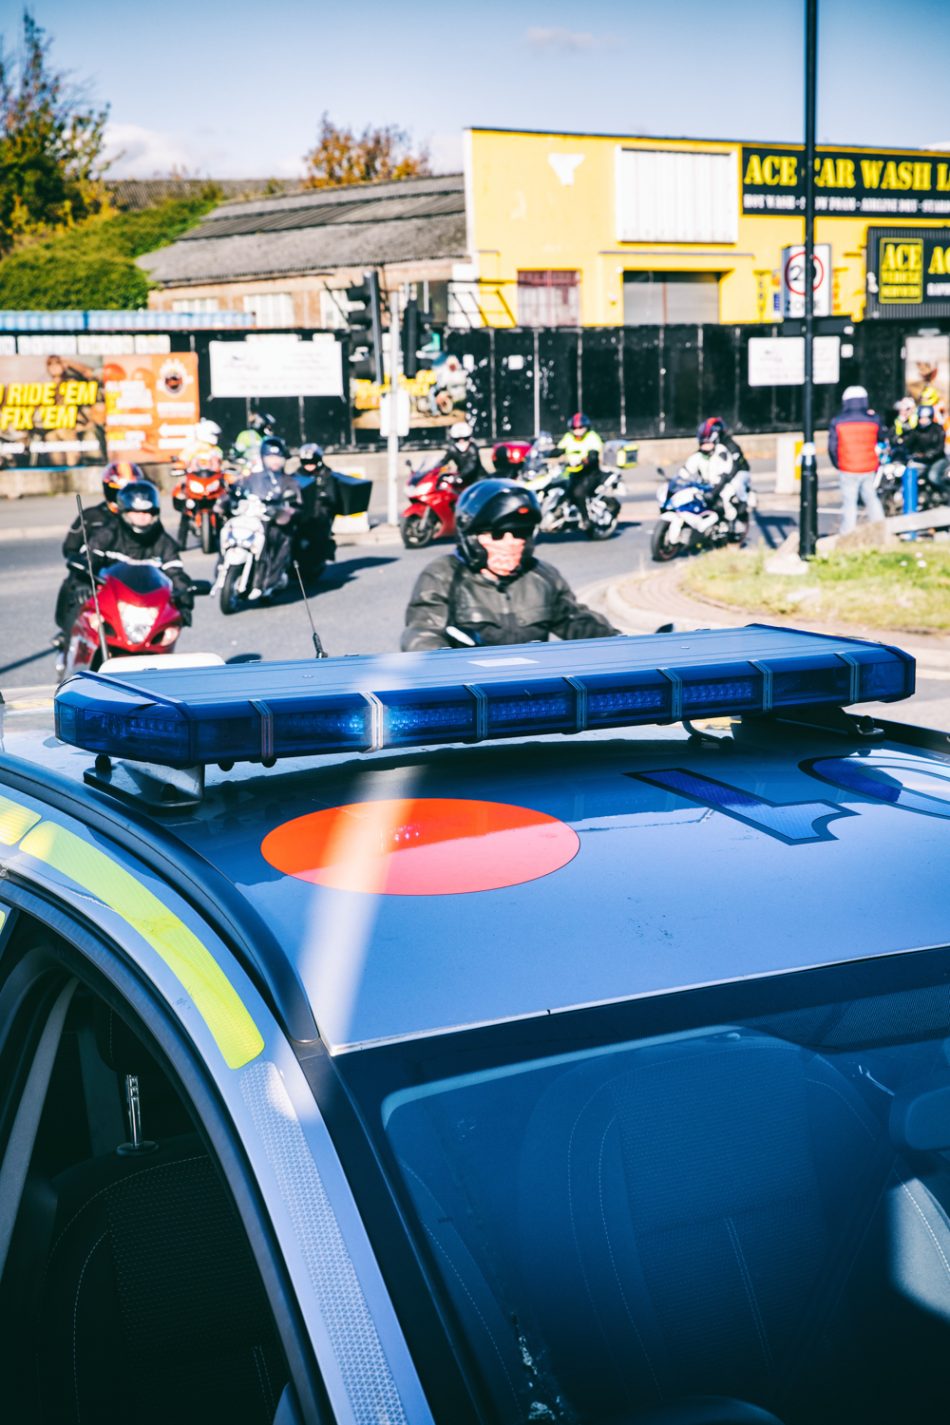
[[742, 147, 950, 219], [866, 228, 950, 318]]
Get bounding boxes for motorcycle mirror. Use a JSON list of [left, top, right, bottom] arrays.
[[191, 579, 213, 596]]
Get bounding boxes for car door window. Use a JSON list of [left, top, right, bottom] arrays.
[[0, 912, 292, 1425]]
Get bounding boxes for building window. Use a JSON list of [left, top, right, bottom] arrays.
[[241, 292, 295, 327], [616, 148, 738, 244], [319, 289, 351, 330], [517, 271, 580, 327], [623, 272, 721, 325], [171, 297, 220, 314]]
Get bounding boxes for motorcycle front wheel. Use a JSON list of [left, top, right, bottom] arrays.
[[201, 510, 215, 555], [220, 564, 243, 615], [651, 520, 680, 562], [400, 512, 436, 548], [587, 499, 620, 540]]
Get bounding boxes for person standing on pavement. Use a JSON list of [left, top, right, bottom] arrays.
[[401, 480, 617, 650], [828, 386, 886, 535]]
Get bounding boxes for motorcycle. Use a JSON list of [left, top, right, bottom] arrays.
[[399, 461, 462, 548], [172, 466, 227, 553], [875, 441, 949, 518], [535, 466, 625, 539], [60, 563, 191, 679], [651, 468, 753, 561], [213, 491, 295, 614]]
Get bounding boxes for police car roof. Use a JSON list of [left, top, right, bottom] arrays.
[[3, 627, 947, 1053]]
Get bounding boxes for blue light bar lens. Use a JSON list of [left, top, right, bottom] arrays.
[[53, 629, 916, 772], [380, 689, 476, 747]]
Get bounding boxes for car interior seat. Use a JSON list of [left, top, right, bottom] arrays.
[[13, 998, 288, 1425], [514, 1029, 950, 1425]]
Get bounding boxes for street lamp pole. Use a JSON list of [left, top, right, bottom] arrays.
[[799, 0, 819, 558]]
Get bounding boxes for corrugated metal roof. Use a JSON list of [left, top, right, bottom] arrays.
[[181, 187, 464, 242], [140, 212, 468, 285], [140, 172, 468, 285]]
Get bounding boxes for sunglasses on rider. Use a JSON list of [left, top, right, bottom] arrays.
[[488, 519, 536, 541]]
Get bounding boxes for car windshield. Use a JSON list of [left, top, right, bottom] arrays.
[[342, 949, 950, 1425]]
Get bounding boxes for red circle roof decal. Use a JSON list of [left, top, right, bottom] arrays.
[[260, 797, 579, 896]]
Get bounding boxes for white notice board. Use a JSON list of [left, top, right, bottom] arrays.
[[209, 335, 344, 398], [748, 336, 840, 387]]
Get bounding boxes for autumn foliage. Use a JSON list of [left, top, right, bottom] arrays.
[[303, 113, 431, 189]]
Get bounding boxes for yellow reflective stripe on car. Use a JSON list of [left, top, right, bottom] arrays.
[[0, 797, 263, 1070], [0, 793, 42, 847]]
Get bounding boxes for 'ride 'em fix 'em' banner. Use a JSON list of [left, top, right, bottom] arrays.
[[741, 147, 950, 218]]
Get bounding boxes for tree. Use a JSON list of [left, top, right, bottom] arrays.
[[303, 113, 431, 189], [0, 10, 110, 255]]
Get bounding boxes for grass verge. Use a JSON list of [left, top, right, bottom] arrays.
[[681, 546, 950, 633]]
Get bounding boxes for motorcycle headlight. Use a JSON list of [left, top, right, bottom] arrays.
[[117, 601, 159, 644], [187, 479, 205, 495]]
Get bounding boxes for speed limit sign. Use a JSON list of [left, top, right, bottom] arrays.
[[781, 244, 831, 317]]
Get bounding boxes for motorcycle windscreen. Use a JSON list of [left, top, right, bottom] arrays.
[[99, 562, 172, 595]]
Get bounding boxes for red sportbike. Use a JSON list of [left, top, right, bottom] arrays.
[[172, 466, 228, 553], [399, 461, 463, 548], [61, 563, 188, 679]]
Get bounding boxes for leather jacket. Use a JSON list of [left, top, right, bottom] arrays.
[[401, 553, 617, 651]]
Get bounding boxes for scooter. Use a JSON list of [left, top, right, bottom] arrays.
[[399, 461, 462, 547], [171, 466, 228, 553], [60, 563, 192, 679]]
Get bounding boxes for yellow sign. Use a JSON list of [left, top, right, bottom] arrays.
[[879, 239, 924, 305]]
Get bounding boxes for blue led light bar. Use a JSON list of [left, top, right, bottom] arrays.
[[53, 626, 915, 771]]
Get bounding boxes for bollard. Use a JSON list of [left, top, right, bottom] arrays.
[[902, 463, 918, 541]]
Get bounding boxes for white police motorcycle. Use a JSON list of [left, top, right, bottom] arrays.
[[651, 467, 753, 561]]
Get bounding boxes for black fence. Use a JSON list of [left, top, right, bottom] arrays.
[[2, 319, 945, 467]]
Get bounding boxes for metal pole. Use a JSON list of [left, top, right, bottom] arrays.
[[799, 0, 819, 559], [387, 289, 401, 526]]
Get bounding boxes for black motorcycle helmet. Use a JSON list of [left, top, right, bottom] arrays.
[[250, 412, 278, 434], [298, 441, 325, 473], [455, 479, 542, 574], [116, 480, 161, 540], [259, 435, 289, 473], [102, 461, 145, 510], [697, 416, 725, 451]]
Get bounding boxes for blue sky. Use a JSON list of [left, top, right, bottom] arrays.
[[15, 0, 950, 178]]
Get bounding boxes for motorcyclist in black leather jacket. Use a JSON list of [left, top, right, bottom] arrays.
[[439, 421, 483, 488], [401, 479, 617, 650], [61, 480, 194, 636]]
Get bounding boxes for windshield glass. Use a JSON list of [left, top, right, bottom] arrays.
[[100, 562, 170, 594], [343, 950, 950, 1425]]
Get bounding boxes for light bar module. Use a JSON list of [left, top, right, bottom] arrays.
[[54, 626, 915, 771]]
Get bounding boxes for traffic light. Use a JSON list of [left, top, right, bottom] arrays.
[[401, 297, 441, 379], [346, 271, 383, 383]]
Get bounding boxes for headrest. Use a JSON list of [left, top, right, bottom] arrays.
[[890, 1075, 950, 1152], [94, 1003, 157, 1077]]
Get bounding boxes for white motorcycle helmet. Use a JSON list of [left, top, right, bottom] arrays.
[[449, 421, 473, 445], [195, 418, 222, 445]]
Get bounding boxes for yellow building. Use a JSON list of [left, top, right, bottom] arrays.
[[463, 127, 950, 327]]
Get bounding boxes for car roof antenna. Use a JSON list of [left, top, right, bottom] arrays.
[[293, 561, 327, 659], [75, 494, 109, 667]]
